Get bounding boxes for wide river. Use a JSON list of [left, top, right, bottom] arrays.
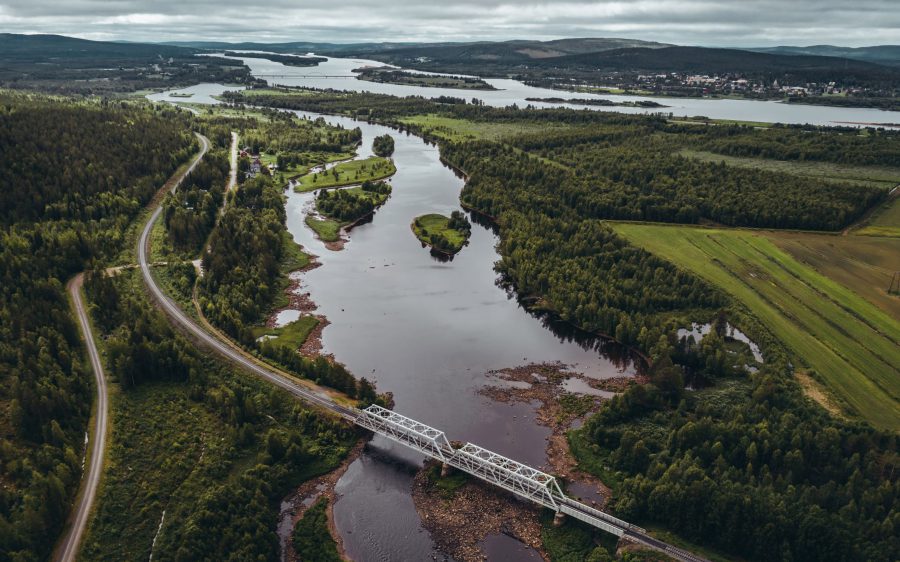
[[148, 54, 896, 561]]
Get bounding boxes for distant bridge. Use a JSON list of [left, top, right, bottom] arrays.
[[354, 405, 709, 562], [252, 74, 357, 79]]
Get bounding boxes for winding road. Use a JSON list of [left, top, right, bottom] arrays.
[[56, 274, 108, 562], [136, 133, 357, 420]]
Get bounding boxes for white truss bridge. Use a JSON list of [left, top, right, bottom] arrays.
[[353, 405, 708, 562]]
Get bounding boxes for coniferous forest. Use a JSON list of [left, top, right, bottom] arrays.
[[0, 93, 196, 560]]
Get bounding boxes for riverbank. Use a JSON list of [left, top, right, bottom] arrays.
[[280, 439, 367, 561]]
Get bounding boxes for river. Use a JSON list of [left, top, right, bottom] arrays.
[[146, 53, 892, 561], [152, 52, 900, 127], [150, 80, 641, 560]]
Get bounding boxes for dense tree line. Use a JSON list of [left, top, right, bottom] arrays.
[[163, 151, 229, 254], [199, 174, 287, 341], [0, 93, 194, 560], [315, 185, 388, 222], [583, 346, 899, 560], [696, 125, 900, 167]]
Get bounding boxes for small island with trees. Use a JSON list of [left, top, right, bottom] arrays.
[[411, 211, 472, 256], [373, 134, 395, 157], [354, 66, 497, 90], [306, 180, 393, 243]]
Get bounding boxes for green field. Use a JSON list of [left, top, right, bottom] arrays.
[[294, 156, 395, 191], [613, 222, 900, 431], [680, 149, 900, 189], [411, 213, 470, 254], [400, 114, 567, 142], [252, 316, 319, 352], [305, 215, 343, 242]]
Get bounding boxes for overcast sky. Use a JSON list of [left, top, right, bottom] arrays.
[[1, 1, 898, 47]]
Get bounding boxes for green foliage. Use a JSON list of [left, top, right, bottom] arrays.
[[411, 212, 471, 254], [540, 511, 609, 562], [294, 156, 396, 191], [579, 362, 900, 561], [163, 151, 230, 254], [81, 270, 355, 561], [292, 499, 341, 562], [0, 93, 194, 561], [372, 133, 395, 157]]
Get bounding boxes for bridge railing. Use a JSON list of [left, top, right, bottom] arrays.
[[448, 443, 564, 510], [356, 405, 453, 460]]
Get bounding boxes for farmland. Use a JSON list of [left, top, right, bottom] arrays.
[[612, 222, 900, 431]]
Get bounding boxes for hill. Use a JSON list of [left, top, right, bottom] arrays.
[[0, 33, 254, 93], [749, 44, 900, 66]]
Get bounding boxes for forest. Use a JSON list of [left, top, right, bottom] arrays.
[[0, 93, 195, 561], [81, 269, 357, 560], [372, 133, 395, 157], [315, 180, 392, 223], [163, 151, 229, 254]]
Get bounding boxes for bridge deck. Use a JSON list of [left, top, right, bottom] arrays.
[[354, 405, 709, 562]]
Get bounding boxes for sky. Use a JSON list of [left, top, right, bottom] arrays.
[[0, 0, 898, 47]]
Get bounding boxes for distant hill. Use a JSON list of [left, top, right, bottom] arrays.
[[327, 37, 670, 63], [336, 42, 900, 87], [748, 45, 900, 66], [0, 33, 252, 93], [543, 46, 895, 75], [1, 33, 201, 64]]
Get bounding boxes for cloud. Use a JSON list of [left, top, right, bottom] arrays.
[[0, 0, 898, 46]]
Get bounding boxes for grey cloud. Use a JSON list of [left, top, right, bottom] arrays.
[[0, 1, 898, 46]]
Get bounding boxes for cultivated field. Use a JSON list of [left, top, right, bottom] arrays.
[[613, 223, 900, 431], [769, 232, 900, 317], [679, 149, 900, 189]]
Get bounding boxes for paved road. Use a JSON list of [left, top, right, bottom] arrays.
[[56, 274, 109, 562], [137, 133, 357, 420]]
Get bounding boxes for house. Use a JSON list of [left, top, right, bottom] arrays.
[[250, 158, 262, 174]]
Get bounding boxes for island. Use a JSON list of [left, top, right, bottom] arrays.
[[223, 51, 326, 67], [294, 156, 396, 191], [411, 211, 472, 256], [305, 180, 392, 243], [525, 97, 667, 108], [354, 66, 497, 90]]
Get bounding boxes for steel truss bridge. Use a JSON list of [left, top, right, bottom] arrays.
[[353, 405, 708, 562], [252, 74, 357, 78]]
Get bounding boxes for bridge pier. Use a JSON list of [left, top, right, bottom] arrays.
[[440, 462, 452, 478], [553, 511, 566, 527]]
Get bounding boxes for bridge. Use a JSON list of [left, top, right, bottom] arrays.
[[252, 74, 357, 79], [353, 405, 709, 562]]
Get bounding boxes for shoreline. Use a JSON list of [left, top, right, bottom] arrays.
[[279, 439, 368, 562]]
